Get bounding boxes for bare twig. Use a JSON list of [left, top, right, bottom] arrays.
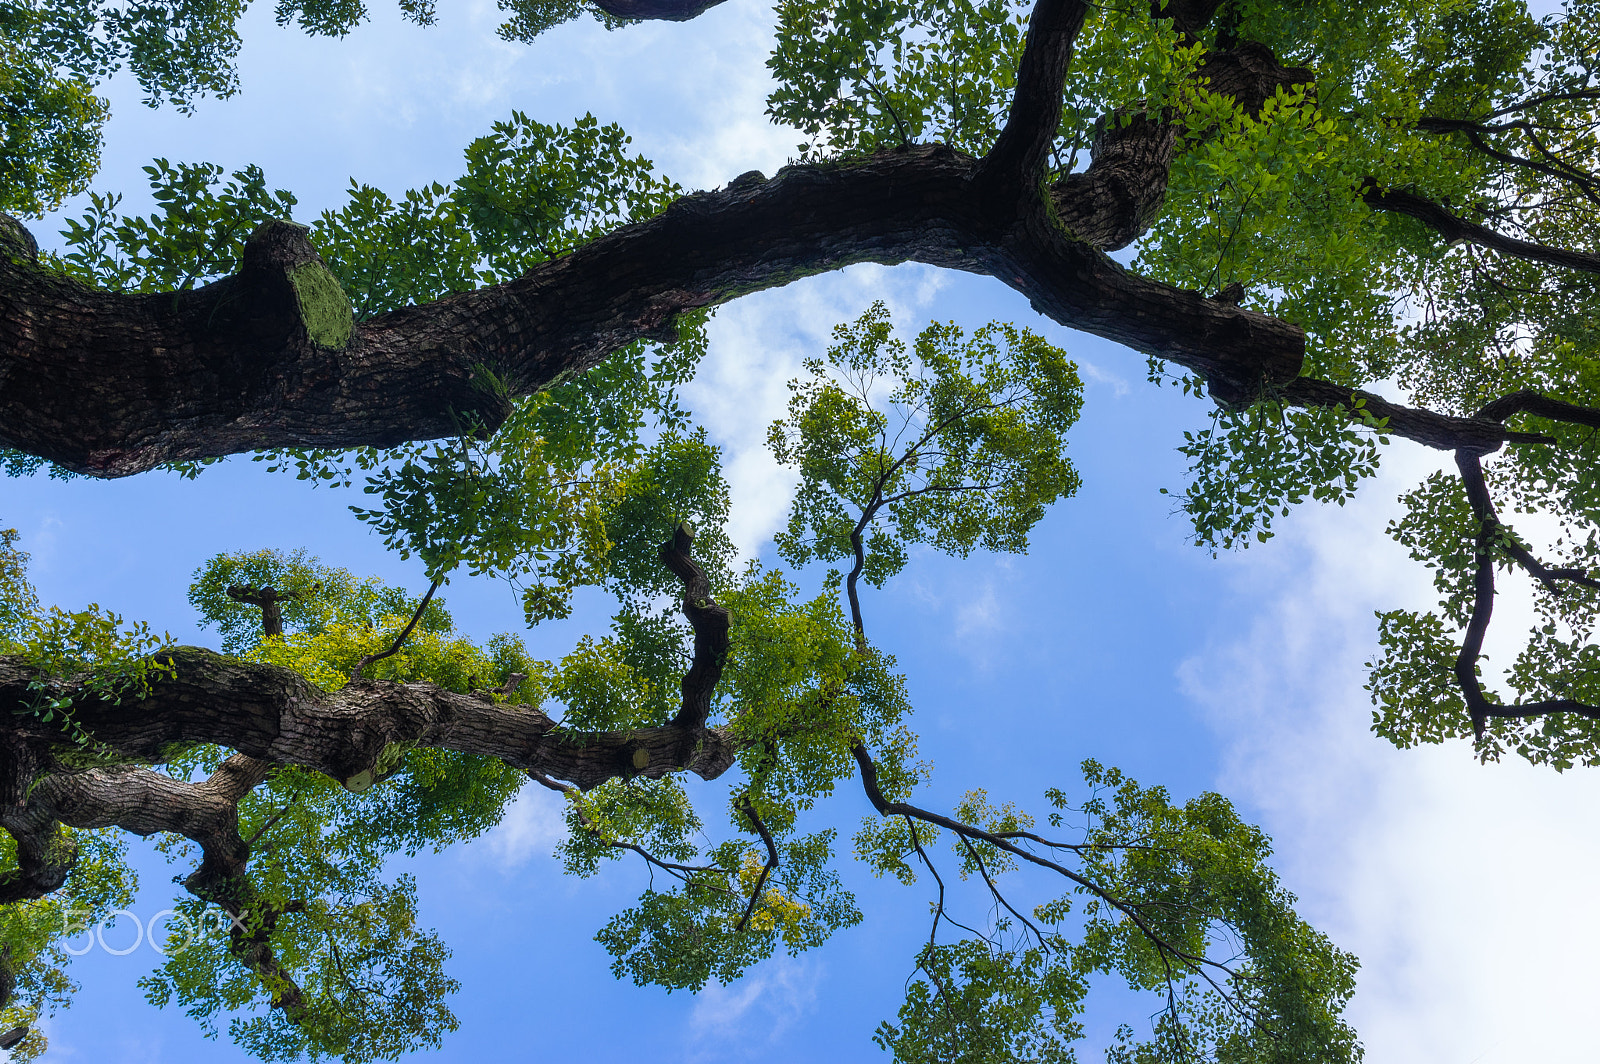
[[735, 795, 780, 933], [350, 579, 442, 680]]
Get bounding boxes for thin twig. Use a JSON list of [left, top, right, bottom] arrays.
[[735, 795, 780, 932], [350, 579, 442, 680]]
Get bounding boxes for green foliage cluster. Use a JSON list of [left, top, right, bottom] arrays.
[[0, 828, 135, 1064], [870, 762, 1360, 1064], [770, 302, 1083, 591], [0, 0, 248, 216], [1172, 395, 1388, 552], [0, 526, 174, 750]]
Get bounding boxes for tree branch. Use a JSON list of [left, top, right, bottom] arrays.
[[734, 795, 779, 933], [587, 0, 728, 20], [1, 147, 1306, 476], [529, 771, 732, 885], [1363, 184, 1600, 275], [1053, 43, 1313, 251], [851, 743, 1256, 1012], [1277, 378, 1545, 453], [0, 648, 739, 793], [350, 577, 441, 679], [659, 522, 730, 732], [1413, 118, 1600, 201], [227, 585, 299, 639], [977, 0, 1092, 192], [1452, 452, 1600, 738]]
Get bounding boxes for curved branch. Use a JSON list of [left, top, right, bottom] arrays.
[[1363, 184, 1600, 275], [1, 147, 1305, 476], [851, 743, 1258, 1013], [734, 795, 779, 933], [1452, 452, 1600, 738], [1483, 87, 1600, 121], [1413, 118, 1600, 201], [659, 522, 730, 732], [529, 771, 732, 885], [1476, 390, 1600, 430], [350, 577, 441, 679]]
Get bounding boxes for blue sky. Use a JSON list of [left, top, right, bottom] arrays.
[[6, 1, 1600, 1060]]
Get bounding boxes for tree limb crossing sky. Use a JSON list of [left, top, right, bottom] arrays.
[[5, 0, 1599, 1059]]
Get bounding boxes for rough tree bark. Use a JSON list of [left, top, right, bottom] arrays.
[[2, 0, 1588, 987], [0, 525, 734, 1022], [0, 0, 1313, 477]]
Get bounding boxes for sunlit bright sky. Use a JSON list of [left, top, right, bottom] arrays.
[[6, 1, 1599, 1060]]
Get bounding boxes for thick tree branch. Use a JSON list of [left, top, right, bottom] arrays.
[[2, 145, 1305, 476], [0, 649, 737, 793], [1476, 390, 1600, 430], [978, 0, 1092, 191], [1363, 184, 1600, 275], [659, 522, 729, 732], [587, 0, 727, 20]]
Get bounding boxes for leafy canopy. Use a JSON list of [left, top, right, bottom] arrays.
[[7, 0, 1600, 1057]]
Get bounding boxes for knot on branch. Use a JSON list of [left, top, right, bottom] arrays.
[[227, 584, 299, 639], [0, 212, 37, 263], [233, 220, 354, 352], [1199, 42, 1314, 116], [1053, 111, 1181, 250]]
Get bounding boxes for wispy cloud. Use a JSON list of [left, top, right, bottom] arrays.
[[480, 784, 567, 869], [1075, 358, 1129, 397], [683, 265, 949, 559], [1181, 446, 1600, 1063], [683, 957, 822, 1062]]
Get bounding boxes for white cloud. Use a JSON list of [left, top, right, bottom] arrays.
[[684, 957, 822, 1061], [954, 580, 1002, 641], [684, 265, 950, 558], [480, 784, 567, 868], [1075, 358, 1130, 397], [1180, 446, 1600, 1063]]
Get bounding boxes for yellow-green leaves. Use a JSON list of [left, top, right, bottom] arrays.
[[721, 565, 913, 811]]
